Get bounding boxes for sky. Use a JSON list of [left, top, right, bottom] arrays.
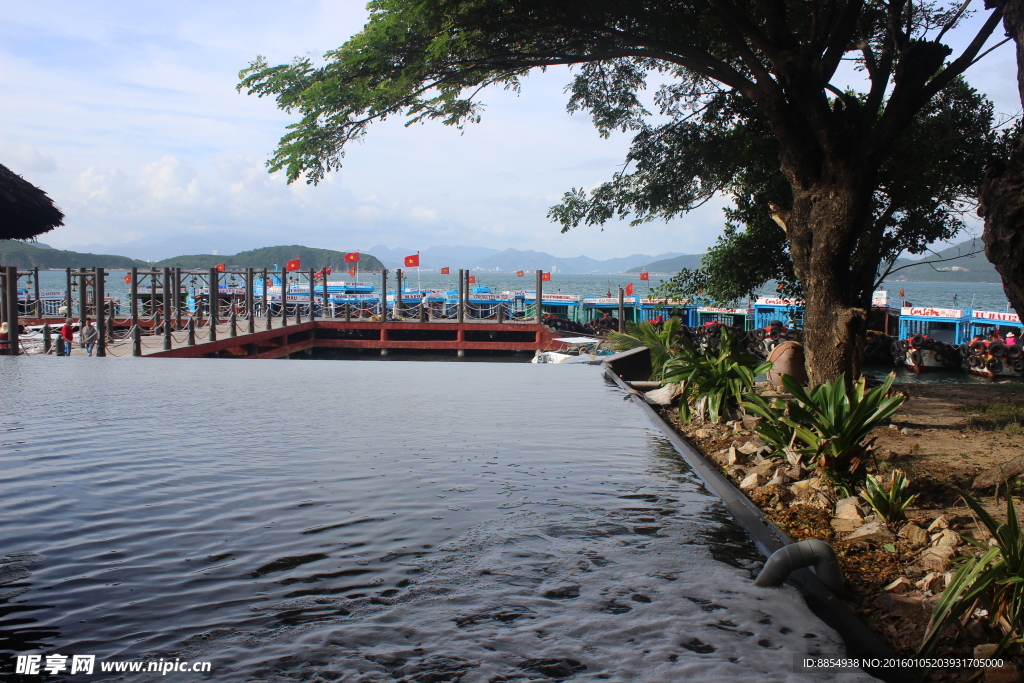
[[2, 1, 1020, 261]]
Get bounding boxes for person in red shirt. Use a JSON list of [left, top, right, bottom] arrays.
[[59, 319, 75, 356]]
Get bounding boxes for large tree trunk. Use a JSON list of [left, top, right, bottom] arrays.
[[981, 0, 1024, 320], [781, 168, 874, 386]]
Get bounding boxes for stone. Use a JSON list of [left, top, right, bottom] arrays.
[[976, 645, 1000, 660], [835, 497, 865, 520], [845, 521, 895, 545], [973, 455, 1024, 491], [933, 529, 963, 548], [785, 464, 807, 481], [725, 446, 741, 466], [883, 577, 914, 594], [927, 515, 951, 532], [899, 522, 930, 550], [740, 472, 767, 490], [900, 427, 917, 436], [737, 441, 759, 455], [917, 572, 944, 594], [888, 423, 899, 430], [643, 383, 680, 406], [985, 663, 1022, 683], [694, 429, 715, 440], [767, 474, 790, 488], [741, 415, 759, 431], [881, 593, 928, 618], [830, 518, 864, 533], [920, 546, 956, 573]]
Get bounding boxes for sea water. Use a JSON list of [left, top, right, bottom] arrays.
[[0, 359, 868, 681]]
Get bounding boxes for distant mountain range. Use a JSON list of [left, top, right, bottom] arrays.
[[624, 253, 704, 274], [366, 244, 687, 273], [887, 238, 1001, 283]]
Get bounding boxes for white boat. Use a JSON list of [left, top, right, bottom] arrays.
[[531, 337, 608, 364]]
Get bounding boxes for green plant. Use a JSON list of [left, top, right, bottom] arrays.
[[920, 492, 1024, 658], [742, 392, 796, 452], [662, 328, 772, 424], [861, 470, 916, 526], [745, 373, 904, 493], [607, 318, 684, 380]]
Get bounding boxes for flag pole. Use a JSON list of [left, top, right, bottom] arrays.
[[417, 251, 421, 295]]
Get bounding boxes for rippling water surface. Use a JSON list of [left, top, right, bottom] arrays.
[[1, 359, 867, 681]]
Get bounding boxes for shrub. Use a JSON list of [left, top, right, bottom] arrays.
[[663, 328, 772, 424], [861, 470, 916, 526], [920, 491, 1024, 658], [607, 318, 685, 380]]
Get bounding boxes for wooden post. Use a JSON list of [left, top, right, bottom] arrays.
[[208, 267, 218, 341], [130, 266, 139, 330], [43, 324, 51, 354], [33, 267, 40, 318], [380, 269, 388, 321], [535, 270, 543, 324], [65, 267, 72, 317], [280, 270, 288, 327], [78, 267, 87, 324], [5, 266, 18, 355], [132, 323, 141, 356], [229, 310, 237, 337], [263, 268, 270, 330], [497, 302, 505, 324], [174, 267, 182, 331], [161, 267, 172, 350], [396, 268, 403, 320], [345, 301, 351, 323], [618, 287, 625, 333], [308, 268, 316, 322], [247, 268, 255, 334], [187, 317, 195, 346], [321, 269, 328, 318], [94, 268, 105, 356]]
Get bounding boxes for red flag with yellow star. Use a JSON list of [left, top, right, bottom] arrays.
[[286, 259, 301, 271], [344, 252, 359, 263], [440, 267, 450, 275], [404, 254, 420, 268]]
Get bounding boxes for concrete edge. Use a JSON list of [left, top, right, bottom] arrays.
[[602, 364, 918, 683]]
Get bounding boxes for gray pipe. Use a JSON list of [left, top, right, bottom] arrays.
[[754, 539, 844, 594]]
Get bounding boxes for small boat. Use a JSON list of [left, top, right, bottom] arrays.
[[964, 339, 1024, 379], [893, 334, 962, 373], [531, 337, 609, 364]]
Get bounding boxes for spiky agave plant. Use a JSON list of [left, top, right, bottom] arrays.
[[861, 469, 917, 527], [607, 318, 684, 380], [920, 491, 1024, 658]]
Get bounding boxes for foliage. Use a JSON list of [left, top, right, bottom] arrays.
[[643, 82, 996, 304], [153, 246, 384, 272], [742, 392, 797, 453], [0, 240, 146, 270], [662, 329, 771, 424], [920, 492, 1024, 658], [861, 470, 917, 526], [606, 318, 685, 380], [743, 373, 904, 492]]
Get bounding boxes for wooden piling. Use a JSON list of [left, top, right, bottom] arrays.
[[132, 323, 141, 356], [246, 268, 255, 334], [280, 270, 288, 328], [78, 267, 87, 324], [208, 267, 218, 342], [187, 317, 195, 346], [396, 268, 403, 320], [162, 267, 172, 331], [457, 269, 465, 324], [65, 267, 72, 317], [380, 269, 388, 322], [618, 287, 625, 332], [43, 324, 51, 354], [229, 310, 237, 337], [535, 270, 543, 324], [309, 268, 316, 322], [321, 269, 328, 318], [5, 266, 18, 355], [130, 267, 139, 330], [263, 268, 270, 330], [95, 267, 106, 356], [174, 267, 182, 330], [33, 267, 40, 318]]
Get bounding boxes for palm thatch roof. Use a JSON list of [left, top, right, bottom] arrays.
[[0, 163, 65, 241]]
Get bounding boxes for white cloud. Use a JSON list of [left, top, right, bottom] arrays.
[[1, 141, 57, 173]]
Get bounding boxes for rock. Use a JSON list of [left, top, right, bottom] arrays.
[[643, 383, 680, 406], [883, 577, 914, 594], [927, 515, 951, 532], [756, 445, 773, 459], [845, 521, 895, 545], [785, 464, 807, 481], [973, 455, 1024, 491], [975, 644, 1000, 660], [725, 445, 741, 466], [737, 441, 759, 455], [741, 415, 759, 431], [986, 663, 1021, 683], [830, 518, 864, 533], [917, 572, 944, 594], [881, 593, 928, 618], [835, 497, 865, 520], [888, 423, 899, 430], [933, 529, 963, 548], [920, 546, 956, 573], [694, 429, 715, 440], [767, 473, 790, 488], [740, 472, 767, 490], [899, 522, 930, 550], [900, 427, 917, 436]]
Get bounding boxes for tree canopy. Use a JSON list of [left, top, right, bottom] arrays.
[[239, 0, 1006, 383]]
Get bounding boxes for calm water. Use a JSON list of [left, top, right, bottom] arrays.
[[29, 270, 1014, 311], [0, 359, 866, 681]]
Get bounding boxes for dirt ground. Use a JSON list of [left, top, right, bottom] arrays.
[[660, 381, 1024, 681]]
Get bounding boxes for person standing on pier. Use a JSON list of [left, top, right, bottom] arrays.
[[83, 318, 98, 357], [60, 319, 74, 356]]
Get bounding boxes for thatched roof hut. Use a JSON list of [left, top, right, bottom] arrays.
[[0, 163, 65, 241]]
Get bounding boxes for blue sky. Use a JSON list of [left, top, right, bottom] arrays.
[[2, 1, 1019, 260]]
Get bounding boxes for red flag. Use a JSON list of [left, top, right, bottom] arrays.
[[123, 273, 132, 285], [468, 275, 476, 284], [404, 254, 420, 268], [899, 288, 906, 298], [325, 266, 332, 275], [516, 270, 524, 277], [541, 272, 551, 282], [626, 283, 634, 296], [344, 252, 359, 263], [639, 272, 649, 281], [286, 259, 301, 271], [215, 263, 226, 272], [440, 267, 450, 275], [348, 265, 357, 277]]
